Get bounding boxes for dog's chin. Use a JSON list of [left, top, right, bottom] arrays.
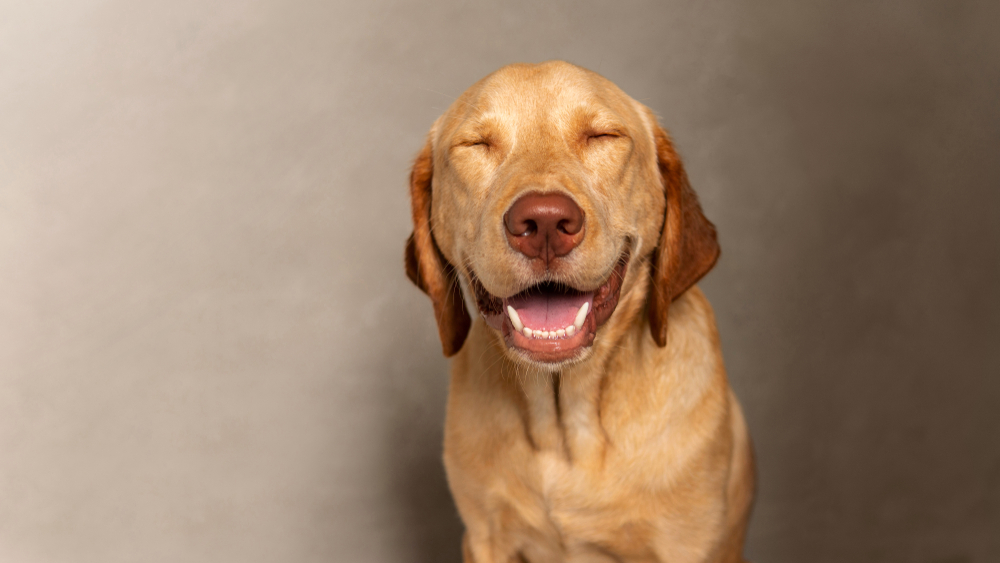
[[471, 250, 630, 367]]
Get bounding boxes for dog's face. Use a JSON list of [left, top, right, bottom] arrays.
[[406, 61, 719, 367]]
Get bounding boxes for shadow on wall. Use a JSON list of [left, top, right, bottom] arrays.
[[386, 364, 465, 563], [389, 417, 464, 563], [382, 303, 465, 563], [710, 3, 1000, 562]]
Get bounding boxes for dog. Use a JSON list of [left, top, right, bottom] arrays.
[[405, 61, 754, 563]]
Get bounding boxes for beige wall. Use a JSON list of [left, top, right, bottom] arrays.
[[2, 2, 998, 562]]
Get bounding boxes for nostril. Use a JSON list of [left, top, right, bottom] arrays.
[[505, 213, 537, 237]]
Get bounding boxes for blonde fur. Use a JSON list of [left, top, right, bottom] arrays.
[[406, 61, 754, 562]]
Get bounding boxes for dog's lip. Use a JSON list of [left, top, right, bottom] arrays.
[[470, 249, 630, 364]]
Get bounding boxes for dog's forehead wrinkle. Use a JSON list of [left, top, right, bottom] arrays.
[[453, 110, 512, 139], [472, 68, 630, 134]]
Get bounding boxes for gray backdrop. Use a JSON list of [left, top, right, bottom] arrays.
[[2, 1, 998, 562]]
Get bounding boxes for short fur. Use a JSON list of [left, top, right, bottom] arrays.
[[405, 61, 754, 563]]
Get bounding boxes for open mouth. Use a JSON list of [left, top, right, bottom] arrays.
[[471, 250, 630, 364]]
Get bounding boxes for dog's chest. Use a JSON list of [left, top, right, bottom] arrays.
[[533, 449, 610, 515], [517, 387, 640, 531], [502, 432, 667, 561]]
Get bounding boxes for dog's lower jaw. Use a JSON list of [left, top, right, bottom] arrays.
[[501, 312, 598, 367], [472, 250, 630, 366]]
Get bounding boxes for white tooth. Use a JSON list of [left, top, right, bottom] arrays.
[[549, 332, 558, 339], [565, 324, 576, 336], [507, 306, 524, 332], [555, 329, 566, 338], [539, 330, 549, 339], [573, 302, 590, 331], [530, 329, 540, 338], [523, 327, 533, 338]]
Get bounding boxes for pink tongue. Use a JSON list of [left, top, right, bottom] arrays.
[[506, 291, 593, 331]]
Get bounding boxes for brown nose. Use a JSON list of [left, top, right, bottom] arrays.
[[504, 192, 585, 264]]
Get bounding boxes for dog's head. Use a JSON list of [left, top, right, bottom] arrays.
[[405, 61, 718, 367]]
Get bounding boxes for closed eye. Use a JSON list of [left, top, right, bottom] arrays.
[[449, 138, 493, 155], [586, 131, 624, 143], [455, 138, 491, 149]]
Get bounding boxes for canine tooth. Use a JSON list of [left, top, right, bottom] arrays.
[[565, 324, 576, 336], [507, 306, 524, 332], [555, 329, 566, 338], [573, 302, 590, 331], [523, 327, 533, 338]]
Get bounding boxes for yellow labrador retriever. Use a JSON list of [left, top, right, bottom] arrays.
[[405, 61, 754, 563]]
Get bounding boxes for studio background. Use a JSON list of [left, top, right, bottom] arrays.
[[2, 1, 998, 562]]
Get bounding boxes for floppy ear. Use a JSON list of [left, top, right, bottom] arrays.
[[647, 125, 721, 347], [404, 138, 472, 357]]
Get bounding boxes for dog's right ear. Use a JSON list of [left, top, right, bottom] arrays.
[[404, 138, 472, 357]]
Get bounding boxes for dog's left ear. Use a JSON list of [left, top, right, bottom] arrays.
[[647, 124, 721, 347], [404, 137, 472, 357]]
